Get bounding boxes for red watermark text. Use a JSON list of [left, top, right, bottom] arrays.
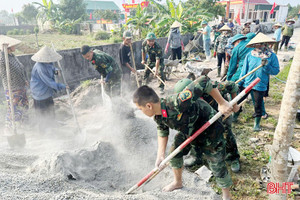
[[267, 182, 294, 194]]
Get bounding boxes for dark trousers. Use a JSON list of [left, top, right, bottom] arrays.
[[171, 47, 182, 60], [273, 42, 279, 54], [33, 97, 55, 133], [217, 53, 226, 67], [280, 35, 291, 49], [238, 87, 265, 117]]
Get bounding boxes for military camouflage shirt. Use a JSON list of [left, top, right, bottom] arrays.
[[214, 34, 231, 54], [182, 76, 239, 112], [91, 49, 121, 77], [142, 41, 164, 64], [154, 92, 216, 137]]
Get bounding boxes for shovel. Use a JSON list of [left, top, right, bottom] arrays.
[[2, 43, 26, 148]]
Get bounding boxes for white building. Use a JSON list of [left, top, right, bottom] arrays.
[[219, 0, 288, 23]]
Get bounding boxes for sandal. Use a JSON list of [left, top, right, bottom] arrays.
[[262, 113, 269, 119]]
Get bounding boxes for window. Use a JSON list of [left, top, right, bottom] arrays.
[[270, 11, 276, 19], [253, 11, 257, 20], [248, 9, 252, 19]]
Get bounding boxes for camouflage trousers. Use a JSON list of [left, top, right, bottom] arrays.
[[105, 71, 122, 97], [169, 119, 233, 188], [143, 62, 165, 89], [190, 114, 240, 164]]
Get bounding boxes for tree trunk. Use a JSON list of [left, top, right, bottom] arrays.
[[269, 44, 300, 199]]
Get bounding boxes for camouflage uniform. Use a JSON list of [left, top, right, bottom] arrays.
[[91, 49, 122, 97], [142, 41, 165, 89], [186, 76, 240, 163], [154, 88, 232, 188]]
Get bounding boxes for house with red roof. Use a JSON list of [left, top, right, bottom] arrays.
[[219, 0, 288, 23]]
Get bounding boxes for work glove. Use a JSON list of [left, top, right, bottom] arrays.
[[213, 51, 217, 58]]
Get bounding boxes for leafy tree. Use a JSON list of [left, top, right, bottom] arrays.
[[20, 4, 38, 23], [0, 10, 14, 25], [59, 0, 86, 21], [149, 0, 213, 37], [185, 0, 225, 18], [94, 10, 120, 21], [287, 4, 300, 19], [126, 4, 153, 39], [34, 0, 60, 23]]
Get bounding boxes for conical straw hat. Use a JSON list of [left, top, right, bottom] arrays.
[[246, 32, 276, 47], [31, 46, 62, 63], [272, 23, 282, 27], [171, 21, 182, 28], [286, 19, 295, 24], [0, 35, 21, 48], [219, 25, 231, 31]]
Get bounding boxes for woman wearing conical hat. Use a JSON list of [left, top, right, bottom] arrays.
[[279, 19, 295, 51], [165, 21, 184, 61], [0, 35, 29, 135], [30, 46, 66, 134], [237, 33, 279, 132], [213, 25, 231, 77], [272, 23, 282, 54]]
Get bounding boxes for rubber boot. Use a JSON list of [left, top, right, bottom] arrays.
[[217, 66, 221, 77], [253, 117, 261, 132], [231, 159, 240, 173], [232, 111, 240, 122]]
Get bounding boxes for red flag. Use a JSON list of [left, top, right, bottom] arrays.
[[235, 10, 241, 25], [270, 2, 277, 15], [89, 13, 92, 20]]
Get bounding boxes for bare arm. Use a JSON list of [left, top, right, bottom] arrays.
[[142, 52, 146, 64], [209, 88, 232, 115], [156, 136, 168, 167]]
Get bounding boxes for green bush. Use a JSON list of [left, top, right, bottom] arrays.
[[34, 26, 39, 35], [7, 30, 14, 35], [12, 29, 20, 35], [19, 29, 24, 35], [94, 31, 110, 40], [110, 36, 122, 44], [26, 30, 32, 34]]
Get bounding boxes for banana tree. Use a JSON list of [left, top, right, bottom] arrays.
[[126, 4, 153, 39], [149, 0, 213, 37], [34, 0, 59, 23]]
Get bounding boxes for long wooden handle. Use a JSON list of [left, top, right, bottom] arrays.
[[129, 44, 140, 87], [144, 64, 166, 86], [3, 44, 17, 134]]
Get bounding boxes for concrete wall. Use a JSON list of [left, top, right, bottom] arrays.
[[0, 25, 35, 35], [5, 34, 191, 92]]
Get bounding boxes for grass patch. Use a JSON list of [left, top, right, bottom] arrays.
[[80, 79, 92, 88]]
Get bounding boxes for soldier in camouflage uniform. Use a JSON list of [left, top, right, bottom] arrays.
[[214, 25, 232, 77], [174, 76, 241, 173], [81, 45, 122, 97], [133, 85, 233, 200], [141, 32, 165, 94]]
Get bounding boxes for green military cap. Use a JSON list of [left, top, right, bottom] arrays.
[[174, 78, 193, 93], [201, 20, 208, 26], [123, 31, 132, 39], [146, 32, 156, 40]]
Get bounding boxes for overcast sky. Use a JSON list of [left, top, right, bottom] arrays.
[[0, 0, 299, 13]]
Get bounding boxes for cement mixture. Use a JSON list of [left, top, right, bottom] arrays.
[[0, 79, 221, 200]]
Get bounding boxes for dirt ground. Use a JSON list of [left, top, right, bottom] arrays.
[[0, 28, 299, 200]]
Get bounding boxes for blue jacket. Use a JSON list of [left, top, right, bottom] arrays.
[[238, 52, 279, 91], [30, 62, 65, 100], [227, 33, 255, 82]]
